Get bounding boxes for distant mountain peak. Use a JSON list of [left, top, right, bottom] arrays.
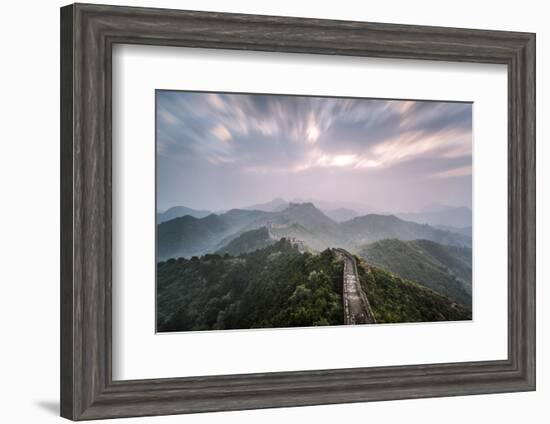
[[282, 202, 330, 218]]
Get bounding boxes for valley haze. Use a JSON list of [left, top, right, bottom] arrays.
[[156, 199, 472, 261]]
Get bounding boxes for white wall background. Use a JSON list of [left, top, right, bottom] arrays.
[[0, 0, 546, 423]]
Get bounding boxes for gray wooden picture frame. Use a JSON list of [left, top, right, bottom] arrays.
[[60, 3, 536, 421]]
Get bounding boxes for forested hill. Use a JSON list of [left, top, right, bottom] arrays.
[[357, 258, 471, 323], [157, 240, 344, 332], [359, 239, 472, 307], [157, 202, 471, 261], [157, 240, 471, 332]]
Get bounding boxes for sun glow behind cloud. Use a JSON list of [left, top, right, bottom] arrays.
[[306, 125, 320, 144]]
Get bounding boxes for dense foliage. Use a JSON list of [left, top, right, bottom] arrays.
[[360, 238, 472, 307], [158, 237, 472, 332], [357, 258, 472, 323], [157, 239, 344, 332]]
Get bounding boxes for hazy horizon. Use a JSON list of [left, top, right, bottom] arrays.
[[157, 91, 472, 213], [157, 197, 472, 215]]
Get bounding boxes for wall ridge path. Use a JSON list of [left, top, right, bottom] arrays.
[[334, 248, 376, 325]]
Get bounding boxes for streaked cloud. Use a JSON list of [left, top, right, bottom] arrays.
[[431, 165, 473, 179], [212, 124, 232, 142], [156, 91, 472, 212]]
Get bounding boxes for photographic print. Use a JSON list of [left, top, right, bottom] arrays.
[[156, 91, 473, 333]]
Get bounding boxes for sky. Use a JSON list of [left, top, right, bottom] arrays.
[[156, 90, 472, 213]]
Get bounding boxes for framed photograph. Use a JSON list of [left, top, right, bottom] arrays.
[[60, 3, 535, 420]]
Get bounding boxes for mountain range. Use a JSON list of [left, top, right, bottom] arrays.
[[341, 214, 471, 247], [161, 199, 470, 227], [157, 202, 471, 261]]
